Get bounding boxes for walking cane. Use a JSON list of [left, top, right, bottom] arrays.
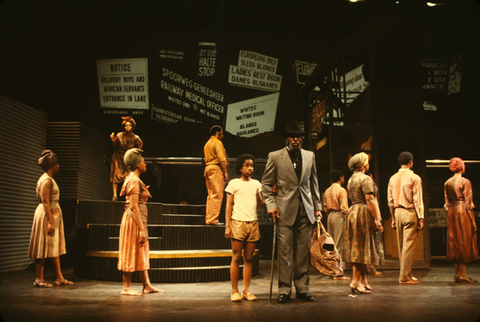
[[269, 221, 277, 301]]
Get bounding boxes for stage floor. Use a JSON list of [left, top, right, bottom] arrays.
[[0, 258, 479, 322]]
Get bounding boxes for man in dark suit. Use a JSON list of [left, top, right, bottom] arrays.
[[261, 121, 322, 303]]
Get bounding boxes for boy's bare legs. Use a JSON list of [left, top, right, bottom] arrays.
[[139, 270, 161, 294], [230, 239, 244, 296], [242, 241, 256, 296]]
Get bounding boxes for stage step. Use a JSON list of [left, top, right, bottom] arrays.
[[76, 250, 259, 283], [84, 224, 230, 251], [77, 200, 207, 225], [87, 249, 259, 258]]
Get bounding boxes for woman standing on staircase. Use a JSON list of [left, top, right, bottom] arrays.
[[110, 116, 143, 201], [117, 148, 160, 295]]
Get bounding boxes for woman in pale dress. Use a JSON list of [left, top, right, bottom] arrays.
[[28, 150, 73, 287], [444, 157, 478, 283], [110, 116, 143, 201], [118, 148, 160, 295]]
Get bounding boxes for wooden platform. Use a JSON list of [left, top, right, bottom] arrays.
[[74, 200, 264, 283]]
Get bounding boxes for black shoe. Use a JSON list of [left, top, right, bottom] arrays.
[[296, 293, 314, 301], [277, 294, 290, 303]]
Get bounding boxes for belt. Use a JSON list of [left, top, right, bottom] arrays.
[[395, 206, 415, 210]]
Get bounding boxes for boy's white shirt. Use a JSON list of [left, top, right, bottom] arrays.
[[225, 178, 262, 221]]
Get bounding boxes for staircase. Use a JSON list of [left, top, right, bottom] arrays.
[[74, 200, 261, 282]]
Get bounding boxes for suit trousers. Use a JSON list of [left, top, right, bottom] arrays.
[[395, 208, 419, 282], [327, 211, 345, 267], [204, 165, 224, 224], [277, 203, 313, 295]]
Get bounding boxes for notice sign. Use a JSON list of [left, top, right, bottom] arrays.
[[295, 60, 318, 84], [225, 93, 279, 138], [97, 58, 149, 109], [228, 50, 282, 92]]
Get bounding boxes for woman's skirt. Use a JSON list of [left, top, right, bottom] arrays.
[[343, 203, 380, 265], [117, 204, 150, 272], [28, 202, 66, 259], [446, 202, 478, 264]]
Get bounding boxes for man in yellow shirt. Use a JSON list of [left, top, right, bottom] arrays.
[[204, 125, 229, 225]]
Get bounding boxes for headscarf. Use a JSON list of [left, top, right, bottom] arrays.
[[449, 157, 465, 173], [122, 116, 136, 130], [348, 152, 369, 171], [38, 150, 58, 171], [124, 148, 143, 170]]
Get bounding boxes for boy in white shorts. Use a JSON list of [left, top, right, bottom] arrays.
[[225, 154, 264, 302]]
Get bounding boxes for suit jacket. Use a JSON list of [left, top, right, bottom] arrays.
[[261, 147, 322, 226]]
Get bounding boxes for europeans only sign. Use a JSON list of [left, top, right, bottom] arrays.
[[295, 60, 318, 84], [225, 93, 279, 138], [97, 58, 149, 109], [228, 50, 282, 92]]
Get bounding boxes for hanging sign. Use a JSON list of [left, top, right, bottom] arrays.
[[294, 60, 318, 84], [97, 58, 149, 109], [228, 50, 282, 92], [225, 93, 279, 137]]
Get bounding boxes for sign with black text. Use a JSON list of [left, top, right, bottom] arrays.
[[228, 50, 282, 92], [97, 58, 149, 109], [295, 60, 318, 84], [225, 93, 279, 137]]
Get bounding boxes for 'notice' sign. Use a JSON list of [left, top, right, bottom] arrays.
[[97, 58, 149, 109]]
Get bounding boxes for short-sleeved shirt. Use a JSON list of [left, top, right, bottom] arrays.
[[204, 136, 227, 166], [120, 172, 150, 206], [324, 183, 348, 215], [225, 178, 262, 221], [347, 172, 375, 205]]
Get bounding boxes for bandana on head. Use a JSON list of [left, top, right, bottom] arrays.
[[449, 157, 464, 173], [122, 116, 136, 130], [124, 148, 143, 170], [348, 152, 369, 171], [38, 150, 57, 171]]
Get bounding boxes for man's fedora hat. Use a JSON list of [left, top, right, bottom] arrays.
[[284, 121, 305, 136]]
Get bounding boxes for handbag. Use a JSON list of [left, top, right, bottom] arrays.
[[310, 220, 343, 277]]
